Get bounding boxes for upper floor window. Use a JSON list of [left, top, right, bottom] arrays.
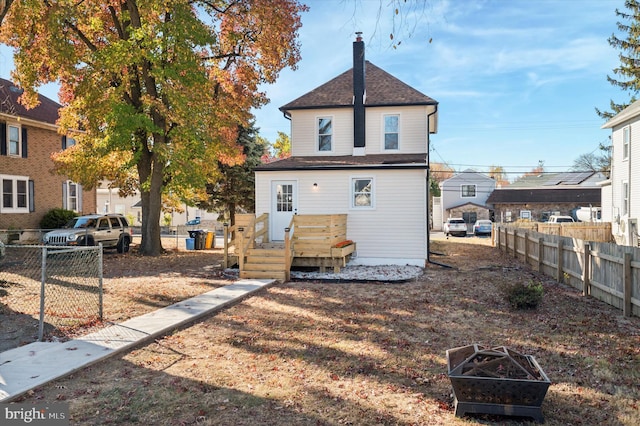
[[623, 126, 630, 160], [1, 174, 29, 213], [461, 184, 476, 197], [8, 124, 21, 156], [352, 177, 374, 208], [383, 114, 399, 150], [317, 117, 332, 152]]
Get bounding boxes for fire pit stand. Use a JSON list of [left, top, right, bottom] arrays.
[[446, 344, 551, 423]]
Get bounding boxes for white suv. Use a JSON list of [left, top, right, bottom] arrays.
[[43, 214, 132, 253]]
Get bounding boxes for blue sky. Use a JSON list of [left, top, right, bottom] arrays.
[[0, 0, 625, 179]]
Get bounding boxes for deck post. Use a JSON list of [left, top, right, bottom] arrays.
[[237, 227, 245, 272], [284, 227, 291, 281]]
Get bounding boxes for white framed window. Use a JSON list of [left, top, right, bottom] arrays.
[[63, 181, 82, 212], [383, 114, 399, 150], [520, 210, 531, 220], [8, 124, 21, 156], [1, 174, 29, 213], [317, 116, 333, 152], [623, 126, 630, 160], [622, 180, 629, 216], [351, 177, 374, 208], [461, 184, 476, 197]]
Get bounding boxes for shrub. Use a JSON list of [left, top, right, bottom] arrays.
[[504, 280, 544, 309], [40, 208, 78, 229]]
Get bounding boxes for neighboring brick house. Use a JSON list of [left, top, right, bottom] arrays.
[[0, 78, 96, 233], [486, 171, 604, 223]]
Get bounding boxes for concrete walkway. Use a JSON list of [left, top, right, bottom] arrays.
[[0, 279, 275, 402]]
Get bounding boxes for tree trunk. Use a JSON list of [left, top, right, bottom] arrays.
[[137, 146, 164, 256], [229, 202, 236, 227]]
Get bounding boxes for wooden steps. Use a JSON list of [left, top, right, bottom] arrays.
[[239, 247, 288, 280]]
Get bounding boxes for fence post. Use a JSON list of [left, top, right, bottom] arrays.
[[524, 231, 529, 266], [537, 237, 544, 272], [98, 244, 104, 320], [38, 247, 47, 342], [623, 252, 632, 317], [556, 240, 564, 283], [582, 242, 590, 297]]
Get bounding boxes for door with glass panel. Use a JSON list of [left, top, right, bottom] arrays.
[[271, 181, 297, 241]]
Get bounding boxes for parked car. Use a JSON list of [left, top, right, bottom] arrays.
[[443, 218, 467, 237], [548, 215, 575, 223], [43, 213, 132, 253], [185, 218, 201, 226], [473, 219, 493, 236]]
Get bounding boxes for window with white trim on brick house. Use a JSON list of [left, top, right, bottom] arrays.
[[1, 122, 28, 158], [1, 174, 30, 213]]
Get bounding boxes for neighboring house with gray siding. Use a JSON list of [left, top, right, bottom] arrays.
[[438, 169, 496, 230]]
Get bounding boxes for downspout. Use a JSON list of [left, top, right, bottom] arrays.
[[425, 105, 451, 268]]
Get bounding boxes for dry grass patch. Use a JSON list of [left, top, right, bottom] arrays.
[[10, 238, 640, 425]]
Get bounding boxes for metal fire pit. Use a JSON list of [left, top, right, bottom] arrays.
[[446, 344, 551, 423]]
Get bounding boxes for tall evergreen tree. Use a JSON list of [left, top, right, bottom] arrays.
[[201, 124, 267, 226], [597, 0, 640, 120]]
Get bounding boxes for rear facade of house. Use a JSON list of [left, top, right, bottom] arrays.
[[254, 35, 438, 266]]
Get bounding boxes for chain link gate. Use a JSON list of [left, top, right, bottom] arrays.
[[0, 245, 103, 342]]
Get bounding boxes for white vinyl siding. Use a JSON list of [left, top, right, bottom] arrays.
[[255, 168, 427, 264], [287, 106, 431, 157]]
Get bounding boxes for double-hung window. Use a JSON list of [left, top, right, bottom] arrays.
[[352, 177, 374, 208], [461, 184, 476, 197], [8, 124, 21, 156], [623, 126, 630, 161], [318, 117, 332, 152], [383, 114, 399, 150], [1, 175, 29, 213], [63, 180, 82, 212]]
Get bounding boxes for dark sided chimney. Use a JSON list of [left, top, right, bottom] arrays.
[[353, 32, 366, 154]]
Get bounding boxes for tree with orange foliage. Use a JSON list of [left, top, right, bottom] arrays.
[[0, 0, 307, 255]]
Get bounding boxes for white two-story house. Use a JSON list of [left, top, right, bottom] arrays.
[[602, 100, 640, 246], [254, 34, 438, 266]]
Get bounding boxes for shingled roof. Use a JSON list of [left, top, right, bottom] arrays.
[[279, 61, 437, 111], [0, 78, 61, 125], [255, 153, 427, 171], [486, 188, 601, 204]]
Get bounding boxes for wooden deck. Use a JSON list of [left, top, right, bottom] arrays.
[[223, 214, 356, 281]]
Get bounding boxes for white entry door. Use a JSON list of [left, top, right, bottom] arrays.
[[271, 180, 297, 241]]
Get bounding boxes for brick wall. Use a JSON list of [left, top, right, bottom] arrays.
[[0, 123, 96, 229]]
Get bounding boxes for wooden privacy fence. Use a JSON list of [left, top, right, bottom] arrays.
[[505, 221, 613, 242], [496, 224, 639, 318]]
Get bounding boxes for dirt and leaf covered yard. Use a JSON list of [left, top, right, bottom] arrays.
[[4, 236, 640, 425]]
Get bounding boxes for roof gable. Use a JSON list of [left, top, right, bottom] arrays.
[[602, 98, 640, 129], [0, 78, 61, 125], [280, 61, 437, 111]]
